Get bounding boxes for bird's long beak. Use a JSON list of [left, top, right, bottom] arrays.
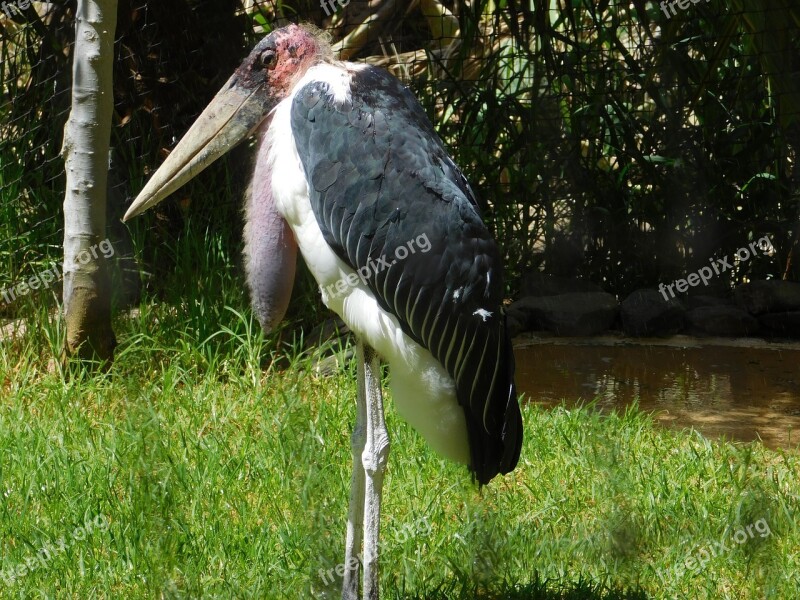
[[123, 76, 270, 222]]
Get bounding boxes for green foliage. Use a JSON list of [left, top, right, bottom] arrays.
[[2, 1, 799, 317], [0, 4, 71, 315], [414, 0, 799, 295]]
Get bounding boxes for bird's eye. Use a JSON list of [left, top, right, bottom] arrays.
[[259, 50, 277, 70]]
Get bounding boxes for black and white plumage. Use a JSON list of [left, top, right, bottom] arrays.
[[288, 64, 521, 483], [124, 24, 522, 600]]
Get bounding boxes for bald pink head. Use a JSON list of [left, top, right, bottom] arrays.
[[234, 24, 331, 104]]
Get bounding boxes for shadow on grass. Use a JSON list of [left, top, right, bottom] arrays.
[[396, 576, 650, 600]]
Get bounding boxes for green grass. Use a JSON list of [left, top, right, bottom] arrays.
[[0, 294, 798, 599], [0, 220, 796, 600]]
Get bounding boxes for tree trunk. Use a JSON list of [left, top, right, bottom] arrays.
[[61, 0, 118, 364]]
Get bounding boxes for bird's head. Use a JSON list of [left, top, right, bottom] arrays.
[[123, 24, 329, 221], [239, 24, 329, 103]]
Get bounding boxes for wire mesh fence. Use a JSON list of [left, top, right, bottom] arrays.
[[1, 1, 798, 322]]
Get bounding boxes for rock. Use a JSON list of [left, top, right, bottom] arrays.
[[685, 295, 733, 310], [686, 306, 759, 336], [758, 311, 800, 338], [734, 280, 800, 315], [508, 292, 618, 336], [620, 289, 685, 337], [505, 310, 525, 339], [520, 273, 603, 298]]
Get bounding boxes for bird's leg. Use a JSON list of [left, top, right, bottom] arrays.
[[361, 343, 390, 600], [342, 341, 368, 600]]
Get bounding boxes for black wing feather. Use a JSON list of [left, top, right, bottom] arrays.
[[290, 65, 521, 484]]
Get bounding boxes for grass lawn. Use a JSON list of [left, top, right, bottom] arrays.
[[0, 295, 798, 600]]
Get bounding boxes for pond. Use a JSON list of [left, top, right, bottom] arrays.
[[514, 334, 800, 450]]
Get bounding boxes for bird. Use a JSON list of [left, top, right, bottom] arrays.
[[124, 23, 522, 600]]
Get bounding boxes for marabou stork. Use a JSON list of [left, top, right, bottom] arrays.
[[124, 24, 522, 600]]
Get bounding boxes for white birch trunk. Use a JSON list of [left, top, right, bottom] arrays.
[[61, 0, 118, 362]]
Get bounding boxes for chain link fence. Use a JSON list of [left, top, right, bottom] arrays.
[[1, 0, 798, 322]]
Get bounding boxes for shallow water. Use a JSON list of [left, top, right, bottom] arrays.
[[513, 334, 800, 449]]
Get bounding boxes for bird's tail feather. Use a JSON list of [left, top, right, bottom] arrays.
[[463, 313, 522, 486]]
